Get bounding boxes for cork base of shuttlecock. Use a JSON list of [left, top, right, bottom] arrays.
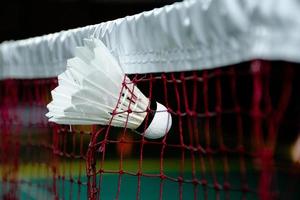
[[136, 102, 172, 139]]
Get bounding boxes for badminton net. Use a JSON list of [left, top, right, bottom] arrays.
[[1, 60, 300, 199]]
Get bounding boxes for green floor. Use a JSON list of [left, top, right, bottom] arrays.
[[11, 172, 259, 200], [1, 159, 299, 199]]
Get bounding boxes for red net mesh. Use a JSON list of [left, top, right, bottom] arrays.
[[0, 60, 300, 200]]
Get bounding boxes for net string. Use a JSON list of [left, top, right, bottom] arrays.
[[0, 61, 299, 200], [84, 61, 297, 200]]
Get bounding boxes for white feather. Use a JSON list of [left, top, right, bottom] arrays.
[[47, 38, 149, 129]]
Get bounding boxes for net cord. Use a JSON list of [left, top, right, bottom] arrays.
[[1, 0, 300, 79]]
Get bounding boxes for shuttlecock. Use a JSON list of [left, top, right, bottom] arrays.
[[46, 38, 172, 139]]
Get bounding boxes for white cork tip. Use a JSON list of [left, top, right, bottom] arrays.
[[143, 102, 172, 139]]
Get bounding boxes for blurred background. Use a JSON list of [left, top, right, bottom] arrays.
[[1, 0, 300, 199], [0, 0, 179, 42]]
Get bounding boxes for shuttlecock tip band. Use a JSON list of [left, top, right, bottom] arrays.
[[136, 101, 172, 139]]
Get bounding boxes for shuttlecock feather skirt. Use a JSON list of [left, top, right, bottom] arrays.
[[46, 38, 172, 139]]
